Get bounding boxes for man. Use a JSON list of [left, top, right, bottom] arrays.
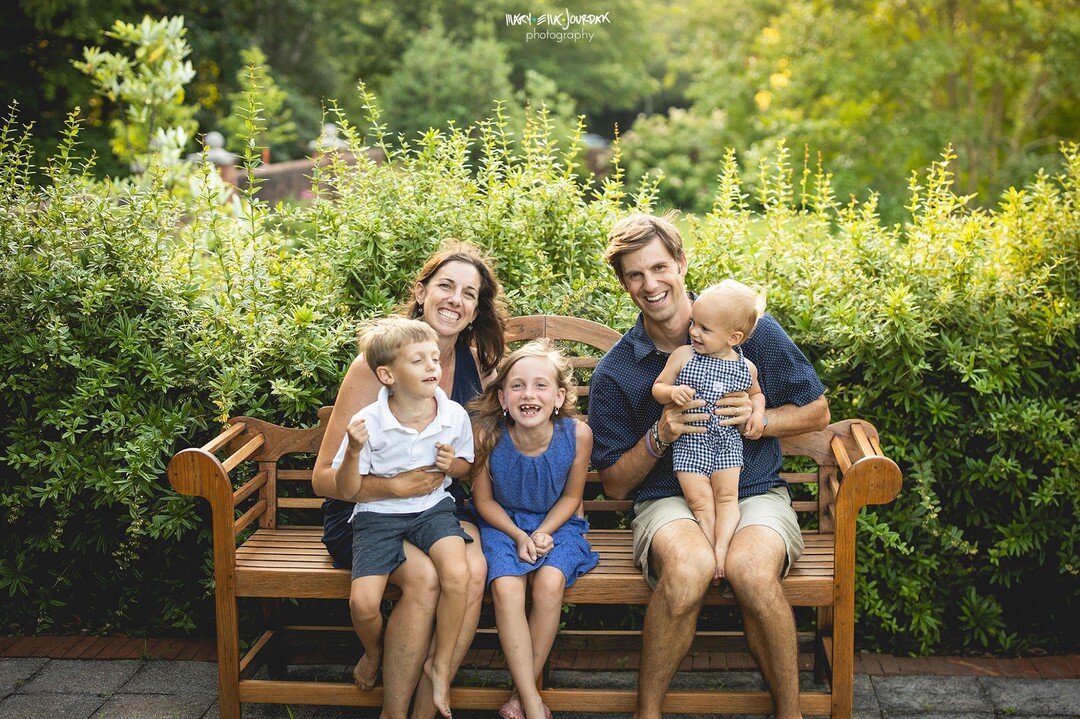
[[589, 213, 830, 719]]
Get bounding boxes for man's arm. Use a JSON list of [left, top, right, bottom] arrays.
[[761, 395, 830, 438], [598, 399, 710, 500]]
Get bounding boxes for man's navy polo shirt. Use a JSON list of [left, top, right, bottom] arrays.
[[589, 307, 826, 502]]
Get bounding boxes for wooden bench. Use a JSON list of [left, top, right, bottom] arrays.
[[168, 314, 902, 718]]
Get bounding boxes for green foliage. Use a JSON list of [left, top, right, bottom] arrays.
[[1, 84, 1076, 655], [72, 16, 198, 172], [0, 92, 644, 633], [627, 0, 1080, 219], [691, 144, 1079, 654], [220, 47, 298, 160], [381, 24, 515, 142]]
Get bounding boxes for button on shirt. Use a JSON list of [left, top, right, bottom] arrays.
[[331, 386, 475, 519], [589, 308, 825, 502]]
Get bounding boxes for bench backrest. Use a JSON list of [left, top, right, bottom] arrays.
[[209, 315, 859, 535]]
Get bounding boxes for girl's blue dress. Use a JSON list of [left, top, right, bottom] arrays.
[[478, 418, 599, 586]]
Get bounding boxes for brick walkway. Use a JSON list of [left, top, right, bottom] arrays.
[[2, 636, 1076, 679]]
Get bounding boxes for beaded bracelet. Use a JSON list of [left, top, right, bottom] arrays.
[[644, 422, 661, 459]]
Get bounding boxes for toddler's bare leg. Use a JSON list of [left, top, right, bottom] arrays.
[[710, 467, 742, 578], [423, 536, 469, 718], [677, 471, 716, 544], [349, 575, 390, 690]]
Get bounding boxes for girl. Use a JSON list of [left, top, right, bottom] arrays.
[[469, 340, 599, 719]]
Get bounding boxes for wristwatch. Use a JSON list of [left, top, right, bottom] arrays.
[[651, 421, 673, 453]]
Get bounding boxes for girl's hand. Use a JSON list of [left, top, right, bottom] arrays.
[[743, 411, 766, 440], [345, 417, 368, 452], [671, 385, 696, 405], [515, 533, 538, 563], [531, 531, 553, 557], [434, 442, 455, 472]]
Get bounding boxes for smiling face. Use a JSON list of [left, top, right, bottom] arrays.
[[617, 238, 691, 326], [414, 260, 482, 341], [498, 355, 567, 429], [688, 293, 743, 357], [377, 340, 442, 400]]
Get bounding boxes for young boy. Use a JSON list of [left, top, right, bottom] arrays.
[[332, 317, 473, 719], [651, 280, 767, 582]]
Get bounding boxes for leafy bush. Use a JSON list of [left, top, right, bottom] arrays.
[[0, 96, 645, 633], [1, 92, 1076, 656], [691, 145, 1079, 654]]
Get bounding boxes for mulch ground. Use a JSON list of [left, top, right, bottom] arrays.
[[1, 636, 1076, 678]]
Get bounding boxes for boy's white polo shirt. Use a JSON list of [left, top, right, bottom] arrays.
[[331, 385, 474, 520]]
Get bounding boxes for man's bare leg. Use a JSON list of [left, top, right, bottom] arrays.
[[382, 542, 440, 719], [411, 522, 486, 719], [726, 524, 802, 719], [635, 519, 714, 719]]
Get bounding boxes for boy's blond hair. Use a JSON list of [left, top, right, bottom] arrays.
[[359, 317, 439, 378], [700, 280, 767, 341]]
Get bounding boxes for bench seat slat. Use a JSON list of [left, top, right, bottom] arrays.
[[233, 527, 833, 606]]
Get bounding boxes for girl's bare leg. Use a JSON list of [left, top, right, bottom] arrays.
[[491, 575, 546, 719]]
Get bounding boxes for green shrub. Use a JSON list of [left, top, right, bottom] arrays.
[[691, 145, 1079, 653], [1, 95, 1076, 655]]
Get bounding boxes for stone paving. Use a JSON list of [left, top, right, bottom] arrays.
[[1, 657, 1078, 719]]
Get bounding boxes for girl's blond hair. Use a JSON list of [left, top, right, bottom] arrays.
[[467, 339, 579, 472]]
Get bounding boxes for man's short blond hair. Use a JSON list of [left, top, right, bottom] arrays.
[[359, 317, 438, 378], [700, 280, 767, 341], [604, 211, 686, 282]]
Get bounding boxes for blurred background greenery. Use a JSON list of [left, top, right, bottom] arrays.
[[5, 0, 1078, 219]]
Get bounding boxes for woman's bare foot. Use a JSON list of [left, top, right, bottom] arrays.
[[353, 652, 380, 691], [423, 657, 452, 718]]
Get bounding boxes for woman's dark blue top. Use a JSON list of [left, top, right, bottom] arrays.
[[321, 341, 483, 568]]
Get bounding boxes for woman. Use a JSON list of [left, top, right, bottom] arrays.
[[312, 242, 507, 719]]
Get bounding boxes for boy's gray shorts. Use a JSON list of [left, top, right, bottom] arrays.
[[350, 497, 472, 579]]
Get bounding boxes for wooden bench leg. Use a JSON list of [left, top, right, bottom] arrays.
[[831, 562, 854, 717], [815, 606, 833, 685], [215, 574, 241, 718], [262, 600, 287, 680]]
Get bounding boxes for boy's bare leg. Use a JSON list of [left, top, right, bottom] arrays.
[[384, 542, 440, 719], [411, 522, 486, 719], [423, 536, 470, 718], [677, 471, 716, 545], [709, 467, 742, 577], [349, 574, 391, 690]]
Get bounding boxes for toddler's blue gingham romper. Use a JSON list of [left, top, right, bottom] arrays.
[[671, 348, 752, 476]]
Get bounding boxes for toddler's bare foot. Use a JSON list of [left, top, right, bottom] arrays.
[[353, 652, 380, 691], [424, 657, 452, 718]]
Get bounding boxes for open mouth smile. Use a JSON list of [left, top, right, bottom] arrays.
[[517, 404, 543, 417]]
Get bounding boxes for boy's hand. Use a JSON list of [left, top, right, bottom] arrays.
[[671, 385, 696, 405], [515, 533, 538, 564], [531, 531, 553, 557], [743, 411, 766, 440], [345, 417, 369, 452], [434, 442, 455, 472]]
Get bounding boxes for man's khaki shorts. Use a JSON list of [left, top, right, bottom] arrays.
[[631, 486, 804, 588]]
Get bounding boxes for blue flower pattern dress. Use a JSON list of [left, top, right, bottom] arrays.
[[478, 418, 599, 586]]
